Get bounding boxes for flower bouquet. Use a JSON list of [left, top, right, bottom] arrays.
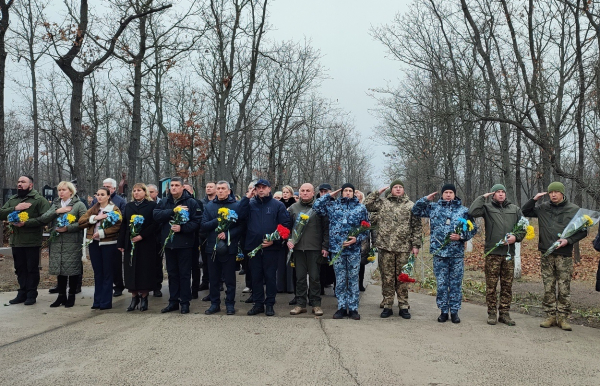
[[44, 213, 77, 248], [161, 207, 189, 253], [7, 210, 29, 234], [400, 253, 416, 279], [330, 220, 371, 266], [128, 214, 145, 265], [367, 247, 377, 264], [84, 210, 122, 250], [214, 207, 238, 251], [236, 246, 245, 262], [483, 216, 535, 261], [248, 224, 290, 258], [541, 209, 600, 258], [431, 217, 474, 256], [286, 210, 313, 265]]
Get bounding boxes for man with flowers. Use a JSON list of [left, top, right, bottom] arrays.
[[412, 183, 477, 324], [469, 184, 528, 326], [287, 183, 329, 317], [200, 181, 246, 315], [0, 175, 51, 305], [239, 179, 291, 317], [365, 179, 422, 319], [522, 181, 588, 331], [153, 177, 201, 314]]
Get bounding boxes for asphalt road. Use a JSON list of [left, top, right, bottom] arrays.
[[1, 276, 599, 386]]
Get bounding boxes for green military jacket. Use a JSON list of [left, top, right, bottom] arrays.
[[288, 198, 329, 251], [468, 195, 525, 256], [0, 189, 52, 247], [521, 197, 587, 257], [364, 192, 422, 253]]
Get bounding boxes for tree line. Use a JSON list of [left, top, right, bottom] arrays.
[[0, 0, 372, 201], [371, 0, 600, 208]]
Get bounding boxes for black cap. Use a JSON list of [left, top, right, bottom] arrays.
[[341, 183, 355, 192], [441, 183, 456, 195], [318, 183, 332, 191], [255, 179, 271, 187]]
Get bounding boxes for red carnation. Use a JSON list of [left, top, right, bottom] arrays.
[[360, 221, 371, 228], [398, 273, 416, 283], [277, 224, 290, 240]]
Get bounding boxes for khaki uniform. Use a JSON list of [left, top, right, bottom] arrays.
[[364, 192, 422, 309]]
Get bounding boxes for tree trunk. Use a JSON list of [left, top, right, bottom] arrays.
[[0, 0, 13, 200], [70, 77, 87, 196]]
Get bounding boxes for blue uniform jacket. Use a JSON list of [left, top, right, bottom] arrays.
[[200, 192, 246, 255], [412, 196, 477, 258], [313, 194, 369, 256], [153, 189, 201, 249], [239, 194, 291, 251]]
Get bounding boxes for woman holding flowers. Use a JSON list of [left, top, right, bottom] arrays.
[[314, 183, 369, 320], [412, 183, 477, 324], [469, 184, 529, 326], [522, 182, 589, 331], [117, 183, 159, 312], [200, 181, 245, 315], [39, 181, 87, 308], [277, 185, 297, 296], [79, 187, 123, 310]]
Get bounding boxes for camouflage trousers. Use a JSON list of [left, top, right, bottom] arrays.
[[333, 250, 361, 311], [485, 254, 514, 313], [541, 253, 573, 316], [433, 256, 464, 313], [379, 249, 410, 309]]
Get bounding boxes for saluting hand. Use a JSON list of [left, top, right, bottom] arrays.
[[329, 188, 342, 198], [483, 192, 494, 199], [533, 192, 548, 201], [426, 192, 438, 201], [378, 186, 389, 195]]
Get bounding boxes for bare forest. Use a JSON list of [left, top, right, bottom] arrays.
[[371, 0, 600, 208], [0, 0, 372, 201]]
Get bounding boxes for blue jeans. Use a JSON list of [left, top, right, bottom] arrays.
[[208, 253, 236, 306], [249, 249, 280, 306], [89, 241, 115, 309], [165, 248, 193, 305], [433, 256, 464, 313]]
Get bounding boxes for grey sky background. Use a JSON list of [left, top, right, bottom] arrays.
[[268, 0, 410, 188]]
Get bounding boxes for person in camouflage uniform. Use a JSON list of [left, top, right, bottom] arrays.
[[365, 179, 422, 319], [412, 183, 477, 324], [522, 182, 588, 331], [314, 183, 369, 320], [469, 184, 526, 326]]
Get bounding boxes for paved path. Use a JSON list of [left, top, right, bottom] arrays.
[[1, 278, 599, 386]]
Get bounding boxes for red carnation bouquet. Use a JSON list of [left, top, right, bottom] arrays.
[[330, 220, 371, 265], [398, 273, 416, 283], [248, 224, 291, 258]]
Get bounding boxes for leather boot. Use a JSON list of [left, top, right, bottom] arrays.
[[139, 296, 149, 311], [557, 315, 572, 331], [127, 295, 141, 311], [50, 294, 67, 308], [540, 315, 556, 328], [498, 312, 515, 326], [64, 294, 76, 308]]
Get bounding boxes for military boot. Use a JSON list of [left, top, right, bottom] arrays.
[[498, 312, 515, 326], [556, 315, 572, 331], [487, 312, 497, 325], [539, 315, 556, 328]]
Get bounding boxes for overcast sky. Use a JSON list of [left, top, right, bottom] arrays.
[[268, 0, 409, 187]]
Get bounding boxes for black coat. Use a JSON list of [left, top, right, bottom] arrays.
[[239, 194, 291, 251], [153, 190, 201, 249], [117, 200, 160, 291], [200, 193, 246, 255]]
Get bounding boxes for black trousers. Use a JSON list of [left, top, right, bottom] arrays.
[[57, 275, 79, 295], [249, 249, 280, 307], [208, 254, 236, 306], [165, 247, 193, 305], [243, 250, 253, 289], [112, 248, 125, 292], [12, 246, 41, 299], [156, 250, 164, 291], [596, 258, 600, 292]]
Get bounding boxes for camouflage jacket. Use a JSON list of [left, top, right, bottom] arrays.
[[412, 196, 477, 258], [313, 194, 369, 255], [364, 192, 422, 252]]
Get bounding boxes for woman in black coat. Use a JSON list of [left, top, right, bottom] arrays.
[[117, 183, 159, 312]]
